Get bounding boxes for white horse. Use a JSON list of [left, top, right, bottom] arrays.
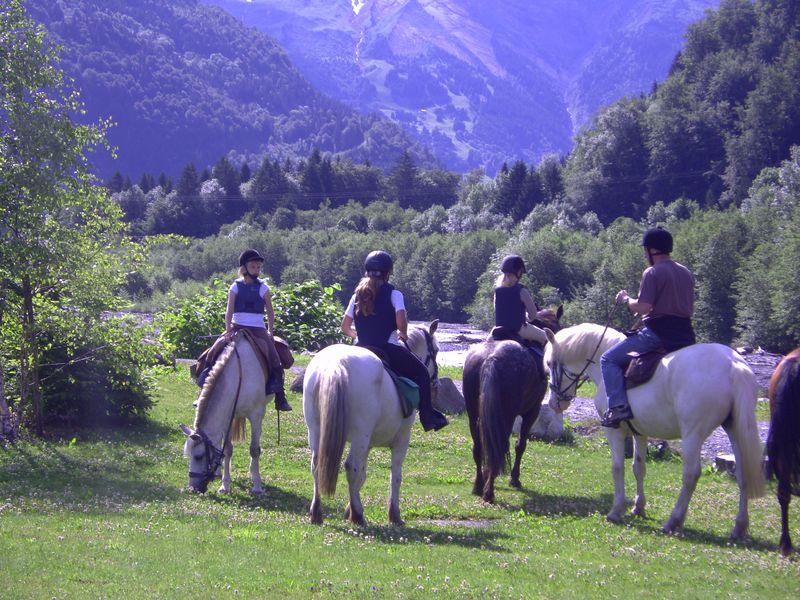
[[545, 323, 765, 539], [180, 332, 271, 494], [303, 321, 439, 526]]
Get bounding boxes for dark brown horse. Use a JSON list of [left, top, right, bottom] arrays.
[[767, 348, 800, 556], [463, 306, 562, 503]]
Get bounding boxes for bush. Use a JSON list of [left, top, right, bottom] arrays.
[[157, 279, 348, 358], [38, 316, 158, 426]]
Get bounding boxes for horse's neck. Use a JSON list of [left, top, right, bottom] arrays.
[[197, 355, 242, 441]]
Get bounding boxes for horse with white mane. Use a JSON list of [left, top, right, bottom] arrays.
[[180, 332, 271, 494], [545, 323, 765, 539], [303, 321, 439, 526]]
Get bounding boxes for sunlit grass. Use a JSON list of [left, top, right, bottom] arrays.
[[0, 363, 797, 598]]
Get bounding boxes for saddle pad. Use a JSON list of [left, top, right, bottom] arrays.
[[385, 368, 420, 418]]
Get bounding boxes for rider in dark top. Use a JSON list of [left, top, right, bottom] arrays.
[[341, 251, 448, 432]]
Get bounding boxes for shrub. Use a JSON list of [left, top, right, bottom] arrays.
[[157, 279, 348, 359]]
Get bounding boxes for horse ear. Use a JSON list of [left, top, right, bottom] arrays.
[[429, 319, 439, 336], [179, 424, 198, 440], [556, 305, 564, 320], [544, 328, 556, 344]]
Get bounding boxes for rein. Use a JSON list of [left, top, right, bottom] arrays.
[[550, 305, 618, 403]]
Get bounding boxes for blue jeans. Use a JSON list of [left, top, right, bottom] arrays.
[[600, 327, 663, 410]]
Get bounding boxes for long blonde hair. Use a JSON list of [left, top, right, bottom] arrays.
[[354, 275, 384, 316]]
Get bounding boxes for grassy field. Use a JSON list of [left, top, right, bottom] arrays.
[[0, 362, 797, 599]]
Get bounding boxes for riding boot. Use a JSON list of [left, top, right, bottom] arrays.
[[266, 369, 292, 412], [419, 402, 448, 432]]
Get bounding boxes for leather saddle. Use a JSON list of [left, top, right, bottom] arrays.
[[624, 348, 669, 389]]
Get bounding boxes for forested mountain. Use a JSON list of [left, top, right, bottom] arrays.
[[23, 0, 431, 179], [205, 0, 719, 173], [563, 0, 800, 219]]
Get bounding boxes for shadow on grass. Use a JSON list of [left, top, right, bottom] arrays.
[[510, 487, 614, 518], [625, 515, 782, 553], [1, 440, 181, 506], [324, 520, 509, 552]]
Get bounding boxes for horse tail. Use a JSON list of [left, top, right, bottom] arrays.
[[480, 355, 511, 478], [730, 361, 766, 499], [231, 416, 247, 443], [315, 361, 348, 496], [767, 357, 800, 494]]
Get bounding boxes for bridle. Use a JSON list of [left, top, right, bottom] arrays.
[[405, 329, 439, 390], [549, 318, 613, 405], [188, 343, 244, 490]]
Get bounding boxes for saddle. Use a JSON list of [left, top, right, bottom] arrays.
[[191, 331, 293, 387], [489, 326, 546, 379], [624, 348, 669, 389], [360, 345, 421, 418]]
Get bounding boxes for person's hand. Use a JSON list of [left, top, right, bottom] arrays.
[[615, 290, 630, 305], [397, 330, 408, 342]]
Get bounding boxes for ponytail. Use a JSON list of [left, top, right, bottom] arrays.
[[354, 275, 383, 316]]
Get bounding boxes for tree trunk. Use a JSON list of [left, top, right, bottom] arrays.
[[21, 275, 43, 436]]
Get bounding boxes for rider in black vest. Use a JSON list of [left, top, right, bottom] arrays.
[[341, 251, 448, 432], [225, 249, 292, 411], [493, 255, 548, 346]]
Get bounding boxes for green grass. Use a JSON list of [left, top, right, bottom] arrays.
[[0, 364, 797, 598]]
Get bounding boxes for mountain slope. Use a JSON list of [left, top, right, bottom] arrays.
[[24, 0, 430, 179], [206, 0, 719, 173]]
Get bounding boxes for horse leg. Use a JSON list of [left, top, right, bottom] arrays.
[[482, 472, 496, 504], [724, 431, 751, 540], [387, 429, 412, 526], [510, 412, 537, 489], [344, 436, 369, 526], [308, 426, 324, 525], [469, 414, 485, 496], [663, 437, 702, 535], [218, 438, 234, 494], [631, 434, 647, 517], [248, 415, 264, 495], [778, 477, 793, 556], [606, 430, 628, 523]]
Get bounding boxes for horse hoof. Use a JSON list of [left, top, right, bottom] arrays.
[[217, 486, 231, 495], [662, 523, 683, 536], [251, 488, 264, 495], [779, 543, 793, 557], [606, 513, 624, 524], [631, 507, 646, 518], [310, 513, 323, 526], [390, 517, 405, 527], [509, 479, 522, 489]]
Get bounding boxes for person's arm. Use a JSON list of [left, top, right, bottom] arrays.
[[615, 289, 652, 316], [395, 309, 409, 342], [341, 314, 357, 339], [519, 287, 539, 321], [263, 290, 275, 333], [224, 289, 236, 338]]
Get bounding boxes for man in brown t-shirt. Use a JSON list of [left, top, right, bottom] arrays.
[[599, 227, 696, 428]]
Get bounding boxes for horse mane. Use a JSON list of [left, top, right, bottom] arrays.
[[194, 342, 236, 428], [554, 322, 625, 361], [406, 325, 438, 359]]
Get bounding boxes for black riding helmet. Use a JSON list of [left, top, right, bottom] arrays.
[[641, 227, 673, 254], [500, 254, 526, 274], [364, 250, 393, 275], [239, 249, 265, 266]]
